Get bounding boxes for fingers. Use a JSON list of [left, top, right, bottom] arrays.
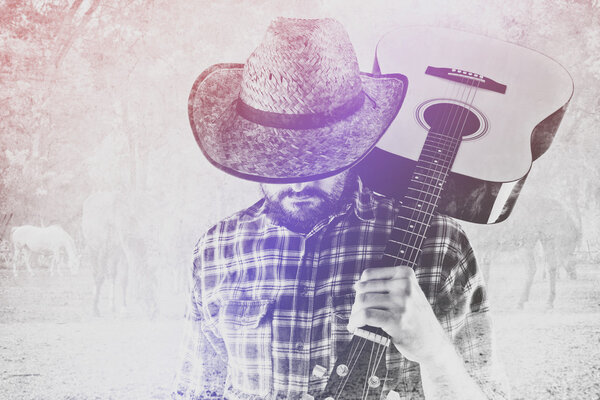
[[349, 268, 413, 333], [354, 278, 410, 297], [348, 307, 394, 333], [355, 291, 406, 309], [359, 266, 414, 282], [354, 268, 412, 295]]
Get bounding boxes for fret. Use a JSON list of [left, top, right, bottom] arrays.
[[414, 166, 448, 179], [390, 227, 427, 241], [401, 206, 436, 217], [421, 146, 459, 161], [417, 159, 451, 170], [423, 137, 460, 149], [420, 147, 454, 160], [413, 166, 448, 177], [388, 229, 423, 249], [428, 130, 463, 143], [410, 178, 445, 190], [418, 152, 453, 164], [407, 181, 444, 194], [406, 186, 442, 201], [404, 195, 440, 210], [424, 137, 459, 150], [380, 253, 418, 269], [401, 198, 437, 212], [393, 215, 429, 233], [385, 239, 423, 254], [412, 173, 447, 187], [423, 138, 456, 150]]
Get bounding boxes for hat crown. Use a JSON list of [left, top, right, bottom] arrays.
[[240, 18, 362, 115]]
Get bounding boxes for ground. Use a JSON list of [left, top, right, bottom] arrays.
[[1, 260, 599, 399]]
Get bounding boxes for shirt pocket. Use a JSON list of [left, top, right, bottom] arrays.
[[329, 293, 355, 370], [218, 299, 274, 398]]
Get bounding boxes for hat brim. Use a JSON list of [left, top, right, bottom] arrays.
[[189, 63, 407, 183]]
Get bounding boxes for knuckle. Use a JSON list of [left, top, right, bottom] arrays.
[[361, 268, 372, 280]]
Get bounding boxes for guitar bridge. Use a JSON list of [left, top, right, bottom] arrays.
[[425, 66, 507, 94]]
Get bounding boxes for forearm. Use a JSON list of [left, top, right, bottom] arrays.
[[419, 341, 487, 400]]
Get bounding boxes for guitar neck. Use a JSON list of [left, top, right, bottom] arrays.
[[318, 130, 463, 400], [381, 130, 461, 269]]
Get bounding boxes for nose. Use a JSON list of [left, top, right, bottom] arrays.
[[291, 182, 309, 192]]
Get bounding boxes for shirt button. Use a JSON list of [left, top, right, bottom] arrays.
[[295, 342, 304, 351]]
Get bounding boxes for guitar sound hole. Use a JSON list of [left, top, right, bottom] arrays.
[[415, 99, 487, 140], [424, 103, 480, 136]]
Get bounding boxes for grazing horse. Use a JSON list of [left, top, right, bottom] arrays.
[[11, 225, 80, 276]]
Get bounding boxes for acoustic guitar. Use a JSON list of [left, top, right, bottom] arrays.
[[317, 27, 573, 400]]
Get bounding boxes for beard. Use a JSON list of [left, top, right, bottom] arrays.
[[262, 170, 356, 234]]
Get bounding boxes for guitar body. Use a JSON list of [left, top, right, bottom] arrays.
[[356, 26, 573, 224]]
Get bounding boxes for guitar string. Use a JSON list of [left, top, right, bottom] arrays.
[[392, 78, 464, 268], [334, 336, 370, 399], [334, 334, 366, 396], [342, 76, 474, 400], [361, 339, 377, 399], [378, 360, 390, 400], [335, 332, 377, 399], [362, 336, 388, 400], [395, 75, 479, 267], [333, 337, 362, 399], [366, 342, 387, 400], [367, 76, 481, 398], [334, 72, 484, 399], [366, 339, 389, 399], [393, 77, 462, 268]]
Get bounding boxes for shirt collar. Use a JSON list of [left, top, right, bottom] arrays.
[[351, 176, 377, 222]]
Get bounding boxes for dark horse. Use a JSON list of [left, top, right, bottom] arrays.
[[515, 197, 579, 309], [478, 196, 579, 309]]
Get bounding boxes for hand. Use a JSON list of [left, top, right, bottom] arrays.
[[347, 266, 451, 365]]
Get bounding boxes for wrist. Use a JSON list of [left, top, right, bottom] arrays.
[[418, 339, 462, 376]]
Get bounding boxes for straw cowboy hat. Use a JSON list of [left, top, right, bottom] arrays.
[[188, 17, 407, 183]]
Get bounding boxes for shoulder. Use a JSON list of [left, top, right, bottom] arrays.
[[418, 214, 476, 283], [192, 199, 266, 271], [426, 214, 472, 251], [196, 199, 265, 247]]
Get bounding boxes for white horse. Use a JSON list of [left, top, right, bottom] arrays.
[[11, 225, 80, 276]]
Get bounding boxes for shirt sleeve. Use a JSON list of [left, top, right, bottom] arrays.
[[434, 220, 510, 400], [171, 242, 228, 399]]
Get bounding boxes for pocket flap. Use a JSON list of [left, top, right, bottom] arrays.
[[332, 293, 355, 320], [221, 299, 274, 328]]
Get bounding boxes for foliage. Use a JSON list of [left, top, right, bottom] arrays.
[[0, 0, 598, 244]]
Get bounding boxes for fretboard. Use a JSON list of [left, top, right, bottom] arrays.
[[380, 129, 462, 269]]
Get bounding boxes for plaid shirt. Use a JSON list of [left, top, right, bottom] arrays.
[[172, 178, 508, 400]]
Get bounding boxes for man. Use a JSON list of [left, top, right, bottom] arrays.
[[173, 18, 507, 400]]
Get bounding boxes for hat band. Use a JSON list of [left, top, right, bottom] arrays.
[[236, 91, 365, 129]]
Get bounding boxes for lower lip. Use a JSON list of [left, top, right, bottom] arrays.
[[289, 196, 318, 203]]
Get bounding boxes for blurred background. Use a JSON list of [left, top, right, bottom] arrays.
[[0, 0, 598, 398]]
